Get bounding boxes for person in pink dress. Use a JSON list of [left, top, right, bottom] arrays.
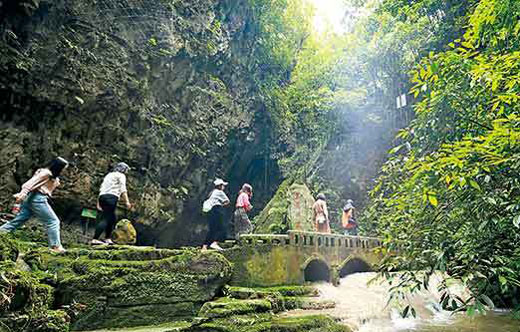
[[233, 183, 253, 240]]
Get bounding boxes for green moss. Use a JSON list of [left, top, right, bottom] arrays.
[[0, 233, 20, 262], [199, 298, 272, 318], [253, 179, 293, 234], [225, 285, 318, 300], [0, 309, 70, 332], [22, 246, 233, 330], [187, 314, 350, 332]]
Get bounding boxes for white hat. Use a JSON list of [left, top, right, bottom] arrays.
[[214, 178, 228, 186]]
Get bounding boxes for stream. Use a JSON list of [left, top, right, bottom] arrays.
[[285, 272, 520, 332]]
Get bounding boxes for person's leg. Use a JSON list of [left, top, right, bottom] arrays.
[[94, 195, 117, 240], [93, 207, 108, 240], [203, 209, 217, 248], [214, 206, 225, 243], [209, 207, 224, 250], [103, 196, 118, 240], [233, 210, 240, 240], [30, 194, 62, 248], [0, 198, 33, 232]]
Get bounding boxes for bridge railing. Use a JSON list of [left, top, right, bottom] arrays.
[[239, 231, 381, 249]]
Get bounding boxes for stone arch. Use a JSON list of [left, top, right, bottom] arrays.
[[338, 257, 372, 278], [303, 257, 331, 283]]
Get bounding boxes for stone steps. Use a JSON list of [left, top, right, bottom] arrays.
[[197, 285, 335, 320]]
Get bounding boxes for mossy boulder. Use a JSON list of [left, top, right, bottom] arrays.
[[25, 246, 233, 330], [112, 219, 137, 245]]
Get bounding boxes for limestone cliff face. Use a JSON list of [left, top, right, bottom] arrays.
[[0, 0, 281, 246]]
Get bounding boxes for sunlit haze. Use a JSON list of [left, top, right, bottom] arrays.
[[308, 0, 347, 32]]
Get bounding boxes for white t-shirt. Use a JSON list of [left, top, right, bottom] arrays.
[[99, 172, 127, 198], [202, 189, 229, 212]]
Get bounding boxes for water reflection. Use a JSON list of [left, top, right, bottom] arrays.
[[288, 272, 519, 332]]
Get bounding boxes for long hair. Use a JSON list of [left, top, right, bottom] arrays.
[[47, 157, 69, 178], [239, 183, 253, 195]]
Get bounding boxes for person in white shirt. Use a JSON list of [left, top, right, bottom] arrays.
[[91, 162, 132, 245], [202, 178, 230, 251]]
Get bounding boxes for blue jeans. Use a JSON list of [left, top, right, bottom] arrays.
[[0, 192, 62, 247]]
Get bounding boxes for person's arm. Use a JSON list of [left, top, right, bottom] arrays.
[[119, 174, 131, 209], [243, 194, 253, 212], [324, 202, 329, 221], [219, 190, 230, 206], [121, 191, 132, 209], [14, 169, 50, 202]]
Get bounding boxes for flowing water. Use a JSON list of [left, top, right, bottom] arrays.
[[285, 272, 520, 332]]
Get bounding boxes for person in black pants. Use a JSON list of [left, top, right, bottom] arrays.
[[91, 162, 132, 245], [202, 179, 230, 251]]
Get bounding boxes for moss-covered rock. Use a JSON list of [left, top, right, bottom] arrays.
[[112, 219, 137, 245], [254, 181, 315, 234], [0, 236, 70, 332], [185, 314, 350, 332], [225, 286, 319, 300], [199, 298, 272, 318], [0, 232, 20, 262], [24, 246, 233, 330]]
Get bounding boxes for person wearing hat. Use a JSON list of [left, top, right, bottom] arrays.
[[342, 199, 357, 235], [312, 193, 330, 233], [233, 183, 253, 240], [91, 162, 132, 245], [202, 178, 230, 251]]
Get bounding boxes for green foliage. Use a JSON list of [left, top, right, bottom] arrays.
[[366, 0, 520, 313]]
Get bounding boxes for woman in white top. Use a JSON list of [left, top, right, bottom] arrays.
[[91, 162, 132, 245], [202, 179, 230, 251]]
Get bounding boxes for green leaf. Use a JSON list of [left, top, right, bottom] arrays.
[[499, 275, 507, 286], [428, 195, 438, 207], [469, 180, 480, 190]]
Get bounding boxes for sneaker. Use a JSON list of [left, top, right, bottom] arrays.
[[104, 239, 115, 245], [209, 242, 224, 251], [50, 246, 66, 254], [91, 239, 106, 245]]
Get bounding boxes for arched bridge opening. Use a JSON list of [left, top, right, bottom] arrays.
[[339, 258, 372, 278], [304, 259, 330, 282]]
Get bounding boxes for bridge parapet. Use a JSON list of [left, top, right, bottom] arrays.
[[226, 231, 382, 287], [238, 231, 381, 249]]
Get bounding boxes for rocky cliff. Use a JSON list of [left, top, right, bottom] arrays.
[[0, 0, 282, 246]]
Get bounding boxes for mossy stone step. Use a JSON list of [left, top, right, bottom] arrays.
[[181, 314, 350, 332], [225, 285, 319, 299], [282, 297, 335, 310], [199, 298, 273, 318]]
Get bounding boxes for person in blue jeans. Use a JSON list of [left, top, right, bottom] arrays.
[[0, 157, 69, 253]]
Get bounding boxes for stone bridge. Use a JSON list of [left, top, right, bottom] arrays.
[[224, 231, 382, 287]]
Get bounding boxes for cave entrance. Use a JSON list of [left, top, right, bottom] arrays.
[[339, 258, 372, 278], [304, 259, 330, 282]]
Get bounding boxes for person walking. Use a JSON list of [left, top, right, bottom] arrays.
[[312, 193, 330, 233], [91, 162, 132, 245], [0, 157, 69, 253], [202, 178, 230, 251], [342, 199, 357, 235], [233, 183, 253, 240]]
